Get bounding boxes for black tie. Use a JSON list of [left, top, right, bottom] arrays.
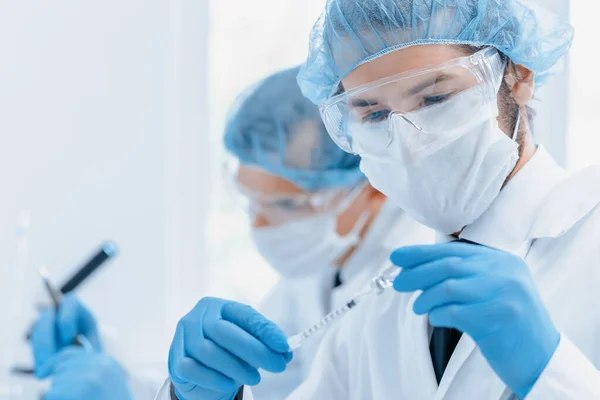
[[333, 270, 343, 289], [429, 327, 463, 384], [428, 238, 474, 384], [428, 238, 483, 383]]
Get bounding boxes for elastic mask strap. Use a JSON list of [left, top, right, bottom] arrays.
[[334, 181, 371, 241], [511, 108, 521, 142], [335, 180, 369, 215], [346, 209, 371, 240]]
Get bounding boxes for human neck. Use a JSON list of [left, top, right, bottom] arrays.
[[505, 130, 537, 183], [335, 193, 386, 268]]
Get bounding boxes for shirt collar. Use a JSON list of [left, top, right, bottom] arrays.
[[458, 146, 568, 254]]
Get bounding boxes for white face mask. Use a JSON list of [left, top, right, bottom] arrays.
[[250, 185, 370, 279], [358, 88, 519, 234]]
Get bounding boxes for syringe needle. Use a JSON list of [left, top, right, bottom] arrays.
[[287, 265, 400, 351]]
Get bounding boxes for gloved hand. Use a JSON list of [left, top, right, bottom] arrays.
[[36, 347, 134, 400], [391, 242, 560, 399], [31, 294, 103, 375], [168, 297, 293, 400]]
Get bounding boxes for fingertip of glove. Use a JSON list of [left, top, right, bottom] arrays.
[[389, 248, 407, 266], [268, 335, 291, 354], [283, 351, 293, 363], [247, 370, 262, 386], [34, 361, 52, 380], [270, 358, 288, 373]]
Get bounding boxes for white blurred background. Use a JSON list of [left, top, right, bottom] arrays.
[[0, 0, 597, 397]]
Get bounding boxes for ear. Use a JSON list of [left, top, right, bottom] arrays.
[[504, 64, 535, 106]]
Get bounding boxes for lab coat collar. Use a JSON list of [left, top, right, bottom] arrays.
[[459, 146, 568, 254]]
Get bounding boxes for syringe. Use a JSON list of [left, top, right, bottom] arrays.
[[287, 265, 400, 350]]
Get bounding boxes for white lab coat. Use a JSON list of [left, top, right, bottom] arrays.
[[281, 147, 600, 400], [154, 201, 434, 400], [103, 334, 166, 399], [127, 366, 166, 400], [127, 371, 165, 400]]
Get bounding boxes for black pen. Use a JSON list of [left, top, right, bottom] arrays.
[[39, 266, 92, 351], [60, 241, 117, 294], [24, 242, 117, 341]]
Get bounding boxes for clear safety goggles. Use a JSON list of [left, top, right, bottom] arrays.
[[320, 47, 505, 156], [223, 158, 367, 225]]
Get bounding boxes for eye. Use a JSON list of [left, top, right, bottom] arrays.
[[423, 93, 452, 107], [271, 198, 297, 210], [362, 109, 390, 123], [270, 197, 314, 212]]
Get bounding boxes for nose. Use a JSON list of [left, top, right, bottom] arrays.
[[252, 214, 270, 228]]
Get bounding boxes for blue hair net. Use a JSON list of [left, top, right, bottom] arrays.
[[224, 66, 365, 192], [298, 0, 574, 105]]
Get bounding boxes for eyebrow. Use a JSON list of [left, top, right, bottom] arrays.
[[349, 72, 457, 108], [407, 73, 454, 96], [350, 98, 380, 108]]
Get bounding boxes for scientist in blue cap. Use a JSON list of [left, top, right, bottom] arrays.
[[162, 1, 600, 400], [286, 0, 599, 399], [160, 65, 432, 400]]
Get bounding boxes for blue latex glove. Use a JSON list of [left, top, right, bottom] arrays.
[[31, 294, 103, 376], [36, 347, 133, 400], [391, 242, 560, 399], [168, 297, 293, 400]]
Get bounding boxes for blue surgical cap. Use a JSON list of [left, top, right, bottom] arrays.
[[224, 66, 365, 192], [298, 0, 574, 105]]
